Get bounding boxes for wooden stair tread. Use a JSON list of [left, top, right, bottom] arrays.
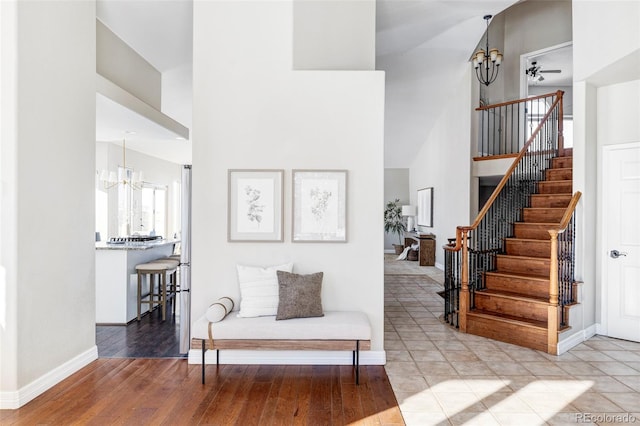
[[468, 309, 547, 329], [497, 254, 550, 262], [477, 288, 549, 304], [530, 193, 571, 198], [485, 271, 549, 282], [514, 222, 560, 226], [504, 237, 550, 243]]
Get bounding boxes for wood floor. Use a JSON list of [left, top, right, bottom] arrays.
[[96, 296, 184, 358], [0, 359, 403, 425]]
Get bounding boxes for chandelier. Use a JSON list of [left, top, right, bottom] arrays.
[[472, 15, 503, 86], [98, 136, 144, 190]]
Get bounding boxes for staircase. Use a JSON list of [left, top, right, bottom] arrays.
[[466, 155, 574, 352], [443, 91, 581, 355]]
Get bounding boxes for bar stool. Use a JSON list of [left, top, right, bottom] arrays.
[[149, 258, 179, 319], [136, 260, 177, 321]]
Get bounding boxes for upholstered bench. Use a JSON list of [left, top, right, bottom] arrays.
[[191, 311, 371, 385]]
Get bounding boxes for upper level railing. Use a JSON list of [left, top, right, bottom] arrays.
[[443, 92, 575, 350], [476, 92, 567, 159]]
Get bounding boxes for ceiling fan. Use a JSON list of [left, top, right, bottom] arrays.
[[526, 61, 561, 81]]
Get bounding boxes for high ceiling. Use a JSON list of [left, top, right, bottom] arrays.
[[97, 0, 520, 167]]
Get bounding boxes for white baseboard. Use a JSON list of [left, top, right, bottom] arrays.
[[384, 249, 395, 254], [187, 349, 386, 366], [0, 345, 98, 409], [434, 262, 444, 271], [557, 324, 597, 355]]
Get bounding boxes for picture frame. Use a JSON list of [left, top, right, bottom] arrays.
[[228, 169, 284, 242], [417, 187, 433, 228], [292, 170, 347, 243]]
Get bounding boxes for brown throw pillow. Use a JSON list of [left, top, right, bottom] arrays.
[[276, 271, 324, 320]]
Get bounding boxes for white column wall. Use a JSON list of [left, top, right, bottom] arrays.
[[595, 80, 640, 333], [0, 0, 20, 398], [1, 0, 96, 407], [192, 1, 385, 352], [571, 0, 640, 340], [410, 68, 473, 269]]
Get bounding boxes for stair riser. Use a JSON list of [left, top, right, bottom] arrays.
[[530, 195, 571, 208], [513, 224, 553, 240], [474, 293, 548, 322], [522, 209, 565, 223], [538, 181, 572, 194], [546, 169, 572, 181], [466, 315, 548, 352], [496, 256, 550, 276], [484, 274, 550, 299], [551, 157, 573, 169], [505, 240, 551, 258]]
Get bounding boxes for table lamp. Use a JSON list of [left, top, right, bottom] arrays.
[[402, 205, 417, 232]]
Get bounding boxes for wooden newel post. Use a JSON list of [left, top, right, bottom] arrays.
[[547, 229, 560, 355], [459, 229, 470, 332]]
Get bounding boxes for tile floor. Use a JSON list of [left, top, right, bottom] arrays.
[[384, 255, 640, 426]]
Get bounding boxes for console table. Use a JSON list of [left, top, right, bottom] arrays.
[[404, 232, 436, 266]]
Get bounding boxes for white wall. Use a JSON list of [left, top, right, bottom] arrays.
[[384, 168, 409, 251], [192, 1, 385, 354], [574, 1, 639, 83], [293, 0, 375, 70], [410, 68, 473, 269], [1, 0, 96, 408]]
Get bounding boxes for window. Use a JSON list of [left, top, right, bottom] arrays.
[[132, 184, 167, 237]]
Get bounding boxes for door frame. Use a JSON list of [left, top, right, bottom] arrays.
[[519, 41, 573, 100], [599, 141, 640, 337]]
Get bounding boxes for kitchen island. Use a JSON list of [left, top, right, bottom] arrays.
[[96, 238, 179, 324]]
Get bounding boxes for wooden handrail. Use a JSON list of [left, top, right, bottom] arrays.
[[550, 191, 582, 234], [475, 90, 561, 111], [443, 90, 564, 253]]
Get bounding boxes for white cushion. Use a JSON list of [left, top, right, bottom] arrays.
[[205, 297, 235, 323], [237, 262, 293, 317], [192, 311, 371, 341]]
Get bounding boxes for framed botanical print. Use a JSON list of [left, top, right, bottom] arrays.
[[228, 169, 284, 242], [292, 170, 347, 243]]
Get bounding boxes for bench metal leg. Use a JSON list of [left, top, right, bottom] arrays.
[[216, 349, 219, 365], [201, 339, 206, 385], [356, 340, 360, 385]]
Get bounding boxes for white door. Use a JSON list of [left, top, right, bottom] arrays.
[[605, 143, 640, 342]]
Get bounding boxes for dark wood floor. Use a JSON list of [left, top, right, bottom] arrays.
[[96, 296, 185, 358], [0, 359, 404, 425]]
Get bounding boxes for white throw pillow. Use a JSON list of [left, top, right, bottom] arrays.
[[205, 296, 235, 323], [237, 262, 293, 317]]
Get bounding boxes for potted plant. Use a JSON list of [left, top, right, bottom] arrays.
[[384, 199, 407, 255]]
